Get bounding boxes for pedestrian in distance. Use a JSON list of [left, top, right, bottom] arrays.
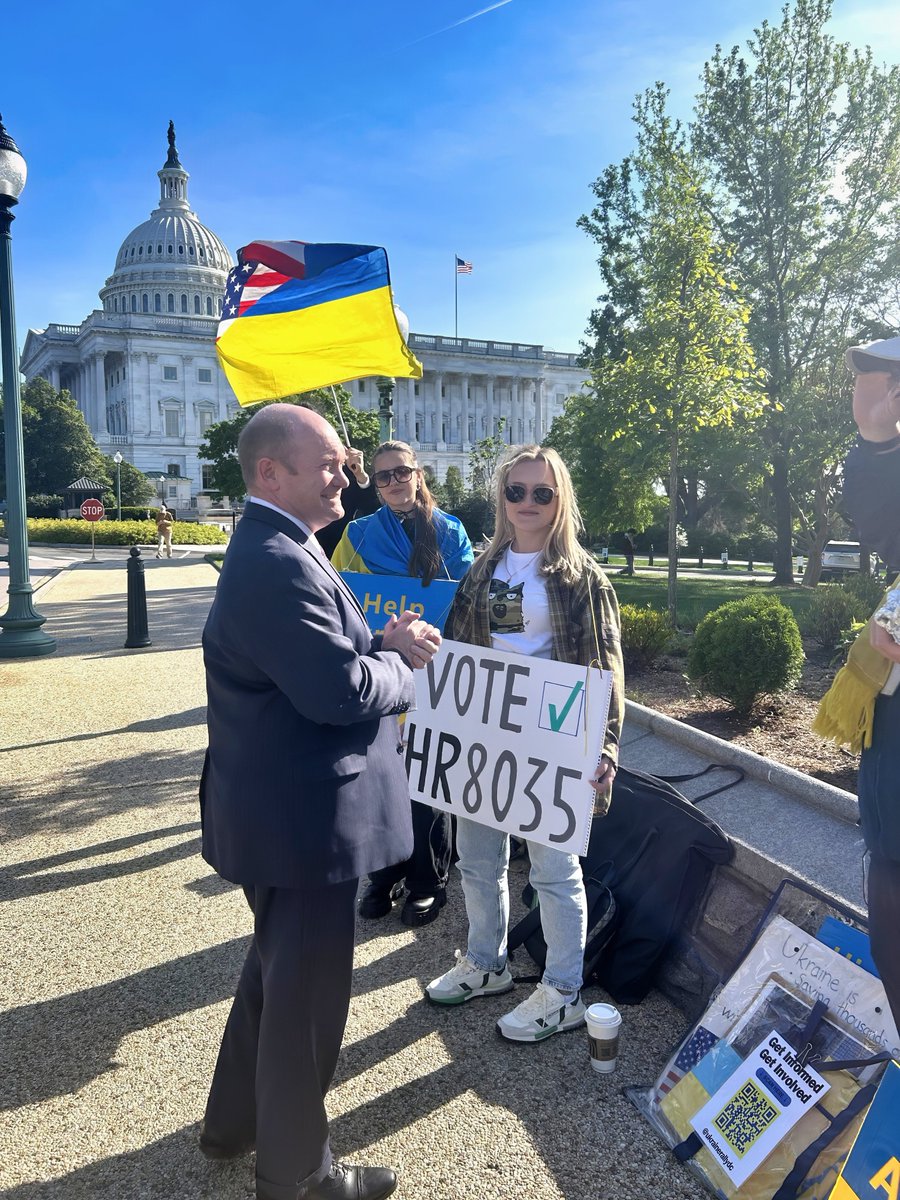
[[425, 444, 625, 1043], [199, 404, 442, 1200], [155, 504, 174, 558]]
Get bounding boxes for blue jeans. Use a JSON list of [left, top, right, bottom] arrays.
[[455, 815, 587, 994]]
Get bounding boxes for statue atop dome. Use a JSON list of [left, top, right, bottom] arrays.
[[164, 120, 182, 169]]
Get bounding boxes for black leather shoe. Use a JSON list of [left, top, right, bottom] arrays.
[[304, 1162, 397, 1200], [400, 889, 446, 927], [358, 881, 404, 919], [198, 1121, 254, 1160]]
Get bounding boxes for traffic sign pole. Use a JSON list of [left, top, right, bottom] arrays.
[[80, 499, 105, 564]]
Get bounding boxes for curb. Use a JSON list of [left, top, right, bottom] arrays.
[[625, 698, 859, 825]]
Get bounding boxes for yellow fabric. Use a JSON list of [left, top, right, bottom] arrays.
[[217, 284, 423, 407], [331, 530, 371, 574], [813, 579, 899, 752], [828, 1178, 861, 1200]]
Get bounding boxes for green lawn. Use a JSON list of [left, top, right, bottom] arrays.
[[609, 572, 814, 627]]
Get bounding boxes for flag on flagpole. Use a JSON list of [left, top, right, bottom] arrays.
[[216, 240, 423, 407], [456, 256, 473, 274]]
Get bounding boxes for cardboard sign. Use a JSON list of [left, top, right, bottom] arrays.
[[405, 638, 613, 855], [341, 571, 459, 634], [690, 1030, 830, 1189], [830, 1061, 900, 1200]]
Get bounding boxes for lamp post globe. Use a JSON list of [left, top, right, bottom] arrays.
[[0, 115, 55, 657], [113, 451, 123, 521]]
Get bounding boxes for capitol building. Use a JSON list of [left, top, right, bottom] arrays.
[[21, 126, 588, 510]]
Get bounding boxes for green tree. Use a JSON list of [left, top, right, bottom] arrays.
[[198, 386, 377, 500], [578, 85, 764, 622], [694, 0, 900, 582], [468, 417, 509, 498], [442, 465, 466, 510], [99, 455, 156, 509], [0, 378, 105, 497]]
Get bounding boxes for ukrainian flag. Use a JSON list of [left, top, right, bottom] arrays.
[[216, 240, 423, 407]]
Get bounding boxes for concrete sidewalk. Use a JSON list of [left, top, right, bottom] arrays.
[[1, 558, 714, 1200]]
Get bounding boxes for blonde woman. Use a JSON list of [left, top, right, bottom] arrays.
[[332, 441, 474, 927], [426, 445, 624, 1042]]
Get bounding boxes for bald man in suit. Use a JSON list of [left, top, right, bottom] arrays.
[[199, 404, 440, 1200]]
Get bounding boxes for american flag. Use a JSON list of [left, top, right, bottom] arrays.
[[456, 256, 473, 274], [217, 241, 308, 336], [656, 1024, 719, 1096]]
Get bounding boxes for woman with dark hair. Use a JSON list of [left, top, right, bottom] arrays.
[[332, 440, 474, 926], [426, 445, 624, 1043]]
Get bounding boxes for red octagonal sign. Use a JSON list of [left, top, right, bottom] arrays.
[[80, 499, 105, 522]]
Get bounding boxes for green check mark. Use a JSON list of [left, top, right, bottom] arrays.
[[547, 680, 584, 732]]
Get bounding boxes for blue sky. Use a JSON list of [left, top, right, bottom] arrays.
[[4, 0, 898, 354]]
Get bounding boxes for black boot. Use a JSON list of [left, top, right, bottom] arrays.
[[400, 889, 447, 927], [358, 880, 404, 919]]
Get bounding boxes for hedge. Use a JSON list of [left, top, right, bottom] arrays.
[[8, 518, 228, 546]]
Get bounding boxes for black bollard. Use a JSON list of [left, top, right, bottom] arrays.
[[124, 546, 152, 648], [648, 543, 655, 567], [698, 546, 704, 568]]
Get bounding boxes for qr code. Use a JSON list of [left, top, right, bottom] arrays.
[[713, 1081, 779, 1157]]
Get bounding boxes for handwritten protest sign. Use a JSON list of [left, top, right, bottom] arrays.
[[341, 572, 459, 635], [405, 638, 612, 855], [690, 1031, 830, 1189]]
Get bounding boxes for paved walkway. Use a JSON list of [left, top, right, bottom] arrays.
[[1, 556, 711, 1200]]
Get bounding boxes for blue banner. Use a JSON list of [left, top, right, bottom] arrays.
[[830, 1061, 900, 1200], [341, 572, 459, 635]]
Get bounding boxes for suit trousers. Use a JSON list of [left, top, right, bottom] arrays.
[[203, 878, 359, 1200]]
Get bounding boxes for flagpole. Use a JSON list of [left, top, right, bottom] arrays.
[[454, 253, 458, 338]]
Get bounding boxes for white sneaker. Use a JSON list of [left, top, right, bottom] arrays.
[[496, 982, 586, 1042], [426, 950, 514, 1006]]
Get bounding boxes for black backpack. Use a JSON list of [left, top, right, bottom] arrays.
[[507, 766, 734, 1003]]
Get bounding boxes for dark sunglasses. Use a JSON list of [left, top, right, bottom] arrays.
[[373, 464, 417, 487], [504, 483, 558, 505]]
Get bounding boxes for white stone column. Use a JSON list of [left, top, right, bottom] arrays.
[[485, 376, 495, 439], [93, 354, 107, 434], [510, 378, 519, 443], [534, 377, 545, 440], [460, 373, 470, 447], [49, 365, 61, 392], [407, 378, 416, 444], [432, 372, 444, 444]]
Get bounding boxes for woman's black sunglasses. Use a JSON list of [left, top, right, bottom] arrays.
[[504, 483, 558, 505], [373, 464, 417, 487]]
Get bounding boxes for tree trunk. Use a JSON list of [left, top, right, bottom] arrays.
[[801, 525, 829, 586], [668, 430, 679, 626], [771, 450, 795, 584]]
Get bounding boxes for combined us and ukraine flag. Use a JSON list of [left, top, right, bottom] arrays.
[[216, 241, 423, 407]]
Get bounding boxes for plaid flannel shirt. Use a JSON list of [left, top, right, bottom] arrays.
[[444, 556, 625, 816]]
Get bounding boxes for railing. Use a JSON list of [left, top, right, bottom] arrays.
[[407, 333, 579, 366], [109, 435, 128, 445]]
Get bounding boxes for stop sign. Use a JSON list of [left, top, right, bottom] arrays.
[[80, 499, 105, 522]]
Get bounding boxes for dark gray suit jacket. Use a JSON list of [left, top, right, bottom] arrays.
[[201, 500, 415, 889]]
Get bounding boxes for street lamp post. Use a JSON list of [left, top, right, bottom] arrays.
[[113, 451, 122, 521], [0, 116, 55, 658], [376, 378, 394, 442], [157, 475, 166, 507]]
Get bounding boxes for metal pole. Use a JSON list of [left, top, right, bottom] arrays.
[[124, 546, 151, 648], [0, 195, 55, 657], [116, 461, 121, 521], [377, 378, 394, 442]]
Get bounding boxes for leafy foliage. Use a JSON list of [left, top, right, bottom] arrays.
[[688, 593, 804, 714], [619, 603, 674, 671], [100, 454, 156, 508], [1, 378, 106, 496], [198, 386, 377, 500], [18, 518, 228, 546]]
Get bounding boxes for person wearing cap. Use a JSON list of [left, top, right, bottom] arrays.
[[842, 335, 900, 1027]]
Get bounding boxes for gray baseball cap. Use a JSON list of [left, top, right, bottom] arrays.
[[845, 335, 900, 374]]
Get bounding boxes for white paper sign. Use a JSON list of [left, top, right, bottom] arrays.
[[690, 1030, 830, 1189], [405, 639, 612, 855]]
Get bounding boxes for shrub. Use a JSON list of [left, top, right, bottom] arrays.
[[26, 494, 64, 518], [619, 603, 674, 671], [687, 593, 804, 715], [801, 586, 865, 649], [839, 571, 887, 615], [13, 518, 228, 546]]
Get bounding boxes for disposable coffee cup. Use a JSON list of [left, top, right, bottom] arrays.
[[585, 1002, 621, 1073]]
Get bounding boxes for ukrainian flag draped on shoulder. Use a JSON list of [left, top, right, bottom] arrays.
[[216, 240, 423, 406]]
